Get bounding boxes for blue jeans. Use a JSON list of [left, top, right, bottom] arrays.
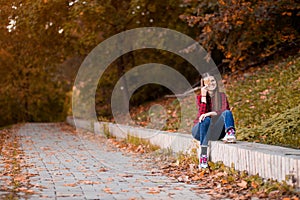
[[192, 110, 235, 145]]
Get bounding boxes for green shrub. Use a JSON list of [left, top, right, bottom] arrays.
[[227, 56, 300, 129], [238, 105, 300, 148]]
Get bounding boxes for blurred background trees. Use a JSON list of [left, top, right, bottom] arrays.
[[0, 0, 299, 126], [0, 0, 70, 125], [181, 0, 300, 71]]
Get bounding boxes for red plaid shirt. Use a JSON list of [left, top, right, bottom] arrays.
[[194, 92, 230, 125]]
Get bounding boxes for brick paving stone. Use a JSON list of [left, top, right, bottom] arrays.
[[14, 123, 211, 199]]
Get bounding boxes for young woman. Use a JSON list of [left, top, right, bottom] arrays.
[[192, 73, 236, 168]]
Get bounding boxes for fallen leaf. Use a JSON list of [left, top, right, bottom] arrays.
[[103, 187, 117, 194], [63, 183, 77, 187], [119, 173, 134, 178], [191, 175, 201, 181], [173, 187, 183, 190], [237, 180, 248, 189], [225, 185, 232, 189], [98, 167, 108, 172], [15, 187, 29, 192], [78, 180, 100, 185], [147, 187, 160, 194], [251, 181, 258, 188], [25, 189, 36, 194], [221, 179, 228, 184]]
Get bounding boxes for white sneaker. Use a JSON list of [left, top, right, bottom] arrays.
[[222, 129, 236, 143], [199, 154, 208, 169]]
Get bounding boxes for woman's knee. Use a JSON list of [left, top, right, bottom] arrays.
[[221, 110, 233, 118], [192, 124, 200, 141], [222, 110, 231, 115]]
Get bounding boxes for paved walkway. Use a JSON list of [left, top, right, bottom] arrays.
[[15, 123, 210, 200]]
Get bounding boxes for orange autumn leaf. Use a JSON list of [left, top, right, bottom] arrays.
[[251, 181, 258, 188], [191, 175, 201, 181], [147, 187, 160, 194], [221, 179, 228, 184], [103, 187, 117, 194], [63, 183, 77, 187]]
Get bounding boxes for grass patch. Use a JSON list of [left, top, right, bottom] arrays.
[[227, 55, 300, 129], [103, 124, 115, 139], [238, 105, 300, 148], [125, 134, 160, 152], [226, 55, 300, 148]]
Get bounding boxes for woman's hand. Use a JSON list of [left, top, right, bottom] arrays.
[[199, 113, 207, 122], [201, 86, 208, 97], [199, 111, 218, 122]]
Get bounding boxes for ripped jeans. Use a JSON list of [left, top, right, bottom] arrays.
[[191, 110, 235, 146]]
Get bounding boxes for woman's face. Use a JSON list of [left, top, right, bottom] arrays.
[[203, 76, 217, 91]]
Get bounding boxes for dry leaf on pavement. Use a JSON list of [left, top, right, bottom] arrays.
[[147, 187, 161, 194]]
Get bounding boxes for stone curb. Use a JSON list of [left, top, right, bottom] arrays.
[[66, 116, 300, 188], [66, 116, 198, 154], [210, 141, 300, 188]]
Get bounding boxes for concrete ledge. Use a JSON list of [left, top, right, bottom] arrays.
[[210, 141, 300, 187], [94, 121, 197, 154], [66, 116, 94, 132], [67, 117, 300, 188]]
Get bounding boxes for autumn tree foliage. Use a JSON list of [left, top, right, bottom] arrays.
[[1, 0, 299, 125], [65, 0, 198, 118], [0, 0, 197, 125], [0, 0, 70, 126], [181, 0, 300, 71]]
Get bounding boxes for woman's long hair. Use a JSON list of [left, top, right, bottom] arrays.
[[201, 73, 222, 113]]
